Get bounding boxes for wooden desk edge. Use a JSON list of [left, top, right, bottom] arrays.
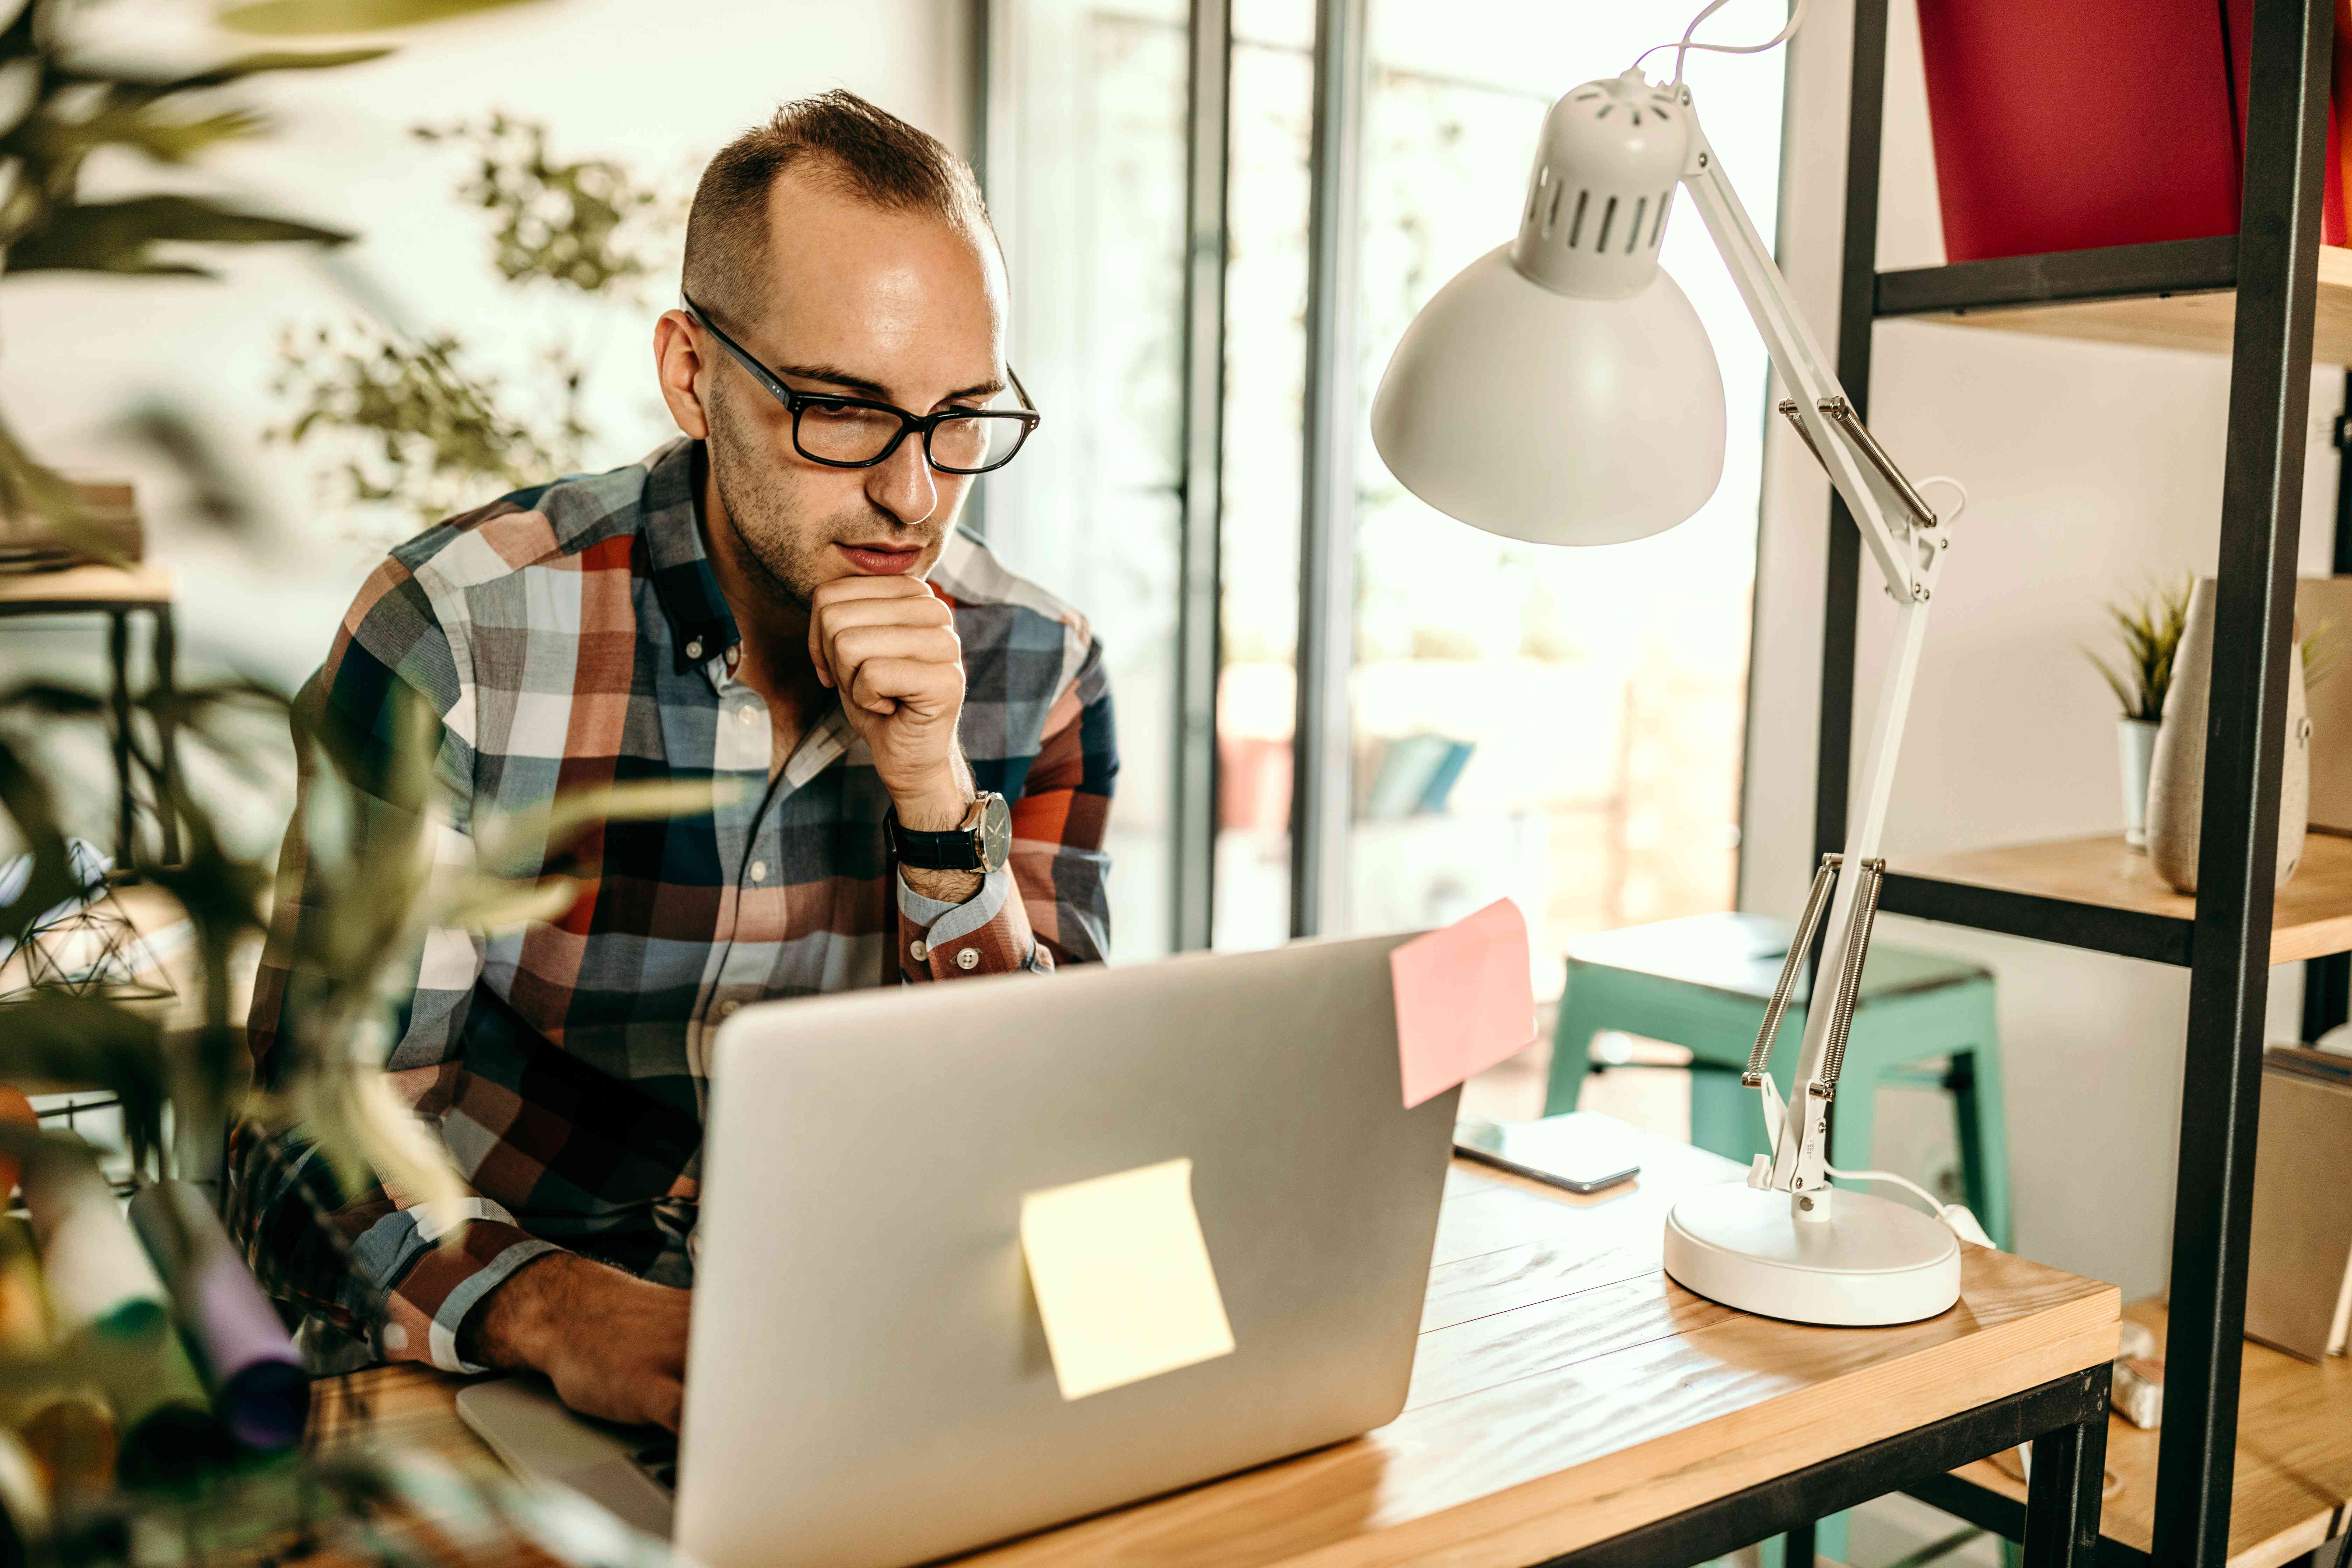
[[1298, 1278, 2122, 1568]]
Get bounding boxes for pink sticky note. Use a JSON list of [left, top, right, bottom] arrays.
[[1390, 899, 1537, 1109]]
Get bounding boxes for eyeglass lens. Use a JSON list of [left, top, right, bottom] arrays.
[[795, 404, 1028, 471]]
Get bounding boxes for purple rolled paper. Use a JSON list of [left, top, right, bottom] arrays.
[[127, 1180, 308, 1450]]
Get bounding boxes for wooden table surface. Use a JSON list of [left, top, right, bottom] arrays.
[[332, 1132, 2119, 1567], [0, 562, 171, 608], [1947, 1298, 2352, 1568]]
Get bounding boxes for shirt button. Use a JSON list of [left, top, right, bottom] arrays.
[[685, 639, 703, 660], [955, 948, 980, 971], [738, 706, 760, 728], [909, 939, 929, 962], [749, 860, 768, 882], [717, 999, 742, 1018]]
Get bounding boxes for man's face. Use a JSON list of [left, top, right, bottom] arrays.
[[687, 169, 1009, 608]]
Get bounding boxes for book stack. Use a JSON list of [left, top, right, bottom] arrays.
[[2244, 1044, 2352, 1362]]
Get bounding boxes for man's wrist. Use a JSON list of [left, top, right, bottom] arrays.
[[457, 1249, 575, 1371], [891, 781, 973, 833]]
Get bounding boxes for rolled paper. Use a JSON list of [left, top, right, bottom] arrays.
[[15, 1394, 111, 1508], [106, 1328, 222, 1491], [18, 1142, 165, 1343], [0, 1425, 52, 1550], [128, 1182, 307, 1450], [0, 1223, 47, 1361], [0, 1088, 33, 1204], [0, 1217, 113, 1503]]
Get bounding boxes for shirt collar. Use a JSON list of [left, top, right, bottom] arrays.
[[639, 438, 741, 676]]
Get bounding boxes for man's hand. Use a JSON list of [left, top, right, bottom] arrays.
[[807, 575, 970, 827], [807, 575, 986, 903], [463, 1252, 689, 1431]]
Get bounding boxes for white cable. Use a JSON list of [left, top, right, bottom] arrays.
[[1633, 0, 1808, 88], [1760, 1083, 1988, 1240], [1917, 474, 1968, 526], [1823, 1162, 1944, 1216]]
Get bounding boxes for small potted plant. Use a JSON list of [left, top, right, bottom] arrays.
[[2086, 574, 2192, 851]]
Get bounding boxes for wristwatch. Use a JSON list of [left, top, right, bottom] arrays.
[[888, 792, 1012, 874]]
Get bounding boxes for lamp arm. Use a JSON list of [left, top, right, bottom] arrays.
[[1673, 96, 1955, 1209]]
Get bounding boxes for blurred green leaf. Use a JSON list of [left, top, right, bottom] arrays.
[[6, 195, 354, 276], [0, 1002, 169, 1168], [217, 0, 545, 36], [12, 103, 271, 171], [125, 46, 395, 91], [0, 736, 79, 950]]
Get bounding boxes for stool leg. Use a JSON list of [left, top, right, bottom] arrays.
[[107, 609, 135, 869], [1544, 976, 1603, 1117], [1950, 984, 2012, 1249], [151, 604, 182, 867], [1689, 1065, 1767, 1166], [1826, 1065, 1879, 1183]]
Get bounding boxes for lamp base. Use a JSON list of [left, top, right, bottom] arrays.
[[1663, 1182, 1962, 1327]]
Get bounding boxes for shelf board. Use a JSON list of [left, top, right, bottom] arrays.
[[1875, 236, 2352, 362], [1923, 1298, 2352, 1568], [1879, 832, 2352, 967]]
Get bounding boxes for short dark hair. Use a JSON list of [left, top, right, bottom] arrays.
[[682, 90, 993, 326]]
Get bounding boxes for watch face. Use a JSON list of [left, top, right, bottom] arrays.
[[977, 792, 1013, 873]]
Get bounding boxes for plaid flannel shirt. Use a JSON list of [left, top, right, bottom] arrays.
[[227, 438, 1115, 1371]]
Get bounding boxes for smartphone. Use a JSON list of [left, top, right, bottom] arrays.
[[1453, 1111, 1643, 1195]]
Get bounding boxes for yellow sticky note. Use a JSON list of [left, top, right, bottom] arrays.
[[1020, 1157, 1236, 1401]]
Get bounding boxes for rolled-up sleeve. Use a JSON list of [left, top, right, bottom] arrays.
[[896, 637, 1116, 981]]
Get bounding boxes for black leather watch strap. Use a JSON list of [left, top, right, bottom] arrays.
[[887, 793, 1011, 873]]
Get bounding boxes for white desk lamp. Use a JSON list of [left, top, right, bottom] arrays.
[[1371, 8, 1982, 1327]]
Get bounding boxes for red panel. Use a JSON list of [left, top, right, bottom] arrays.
[[2222, 0, 2349, 245], [1916, 0, 2264, 261]]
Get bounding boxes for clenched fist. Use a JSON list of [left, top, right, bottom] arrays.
[[807, 574, 973, 834]]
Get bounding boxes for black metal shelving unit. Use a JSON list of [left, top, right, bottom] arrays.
[[1817, 2, 2339, 1565]]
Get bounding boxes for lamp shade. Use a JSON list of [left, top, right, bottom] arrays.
[[1370, 243, 1726, 546]]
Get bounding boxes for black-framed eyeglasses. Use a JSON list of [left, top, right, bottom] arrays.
[[680, 292, 1040, 475]]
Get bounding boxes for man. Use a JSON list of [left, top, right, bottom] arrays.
[[229, 92, 1115, 1434]]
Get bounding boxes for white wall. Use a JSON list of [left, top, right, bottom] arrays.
[[2, 0, 971, 697], [1742, 0, 2338, 1301]]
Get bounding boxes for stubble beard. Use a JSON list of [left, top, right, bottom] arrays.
[[706, 383, 839, 611]]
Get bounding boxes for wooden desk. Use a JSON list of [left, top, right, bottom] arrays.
[[1918, 1298, 2352, 1568], [332, 1134, 2120, 1566]]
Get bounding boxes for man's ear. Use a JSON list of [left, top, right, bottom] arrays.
[[653, 310, 712, 441]]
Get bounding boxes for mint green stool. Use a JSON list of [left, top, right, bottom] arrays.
[[1548, 912, 2014, 1568]]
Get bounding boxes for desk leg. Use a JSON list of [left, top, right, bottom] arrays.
[[1778, 1520, 1815, 1567], [2021, 1366, 2110, 1568], [150, 603, 181, 866], [107, 608, 135, 868]]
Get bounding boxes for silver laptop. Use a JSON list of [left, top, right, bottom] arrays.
[[460, 932, 1458, 1567]]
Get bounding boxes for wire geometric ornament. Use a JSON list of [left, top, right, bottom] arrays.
[[0, 840, 175, 1007]]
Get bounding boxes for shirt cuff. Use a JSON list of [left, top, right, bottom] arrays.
[[356, 1199, 560, 1373], [897, 864, 1009, 936], [896, 866, 1041, 980]]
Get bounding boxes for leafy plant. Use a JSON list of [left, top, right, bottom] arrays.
[[2086, 574, 2194, 722], [0, 0, 395, 555], [272, 324, 592, 523], [2303, 615, 2342, 692], [0, 0, 710, 1556], [272, 114, 682, 526], [415, 113, 673, 296]]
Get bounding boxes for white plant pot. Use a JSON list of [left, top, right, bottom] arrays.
[[2118, 717, 2160, 851]]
